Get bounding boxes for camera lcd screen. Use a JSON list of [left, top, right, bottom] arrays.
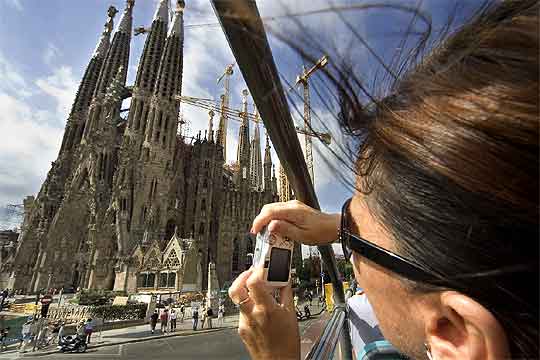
[[267, 247, 291, 282]]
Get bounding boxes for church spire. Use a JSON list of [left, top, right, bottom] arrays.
[[92, 6, 115, 59], [249, 110, 263, 190], [168, 1, 185, 37], [60, 6, 117, 152], [116, 0, 135, 34], [236, 89, 251, 184], [134, 0, 168, 91], [263, 132, 273, 191], [94, 0, 134, 97], [208, 110, 215, 142], [143, 0, 185, 150], [153, 1, 184, 100], [153, 0, 169, 22]]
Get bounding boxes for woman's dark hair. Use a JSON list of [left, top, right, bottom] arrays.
[[335, 1, 538, 357], [260, 0, 537, 356]]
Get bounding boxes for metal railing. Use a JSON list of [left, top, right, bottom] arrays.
[[305, 306, 349, 360]]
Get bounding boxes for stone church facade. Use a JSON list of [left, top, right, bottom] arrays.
[[0, 0, 287, 293]]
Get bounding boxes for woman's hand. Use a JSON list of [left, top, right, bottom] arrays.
[[251, 200, 340, 246], [229, 268, 300, 360]]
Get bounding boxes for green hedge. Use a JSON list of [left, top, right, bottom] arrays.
[[90, 304, 147, 321], [71, 290, 127, 306]]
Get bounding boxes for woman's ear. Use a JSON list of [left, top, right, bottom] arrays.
[[424, 291, 509, 360]]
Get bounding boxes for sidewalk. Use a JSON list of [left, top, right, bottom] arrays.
[[0, 303, 326, 357], [0, 314, 240, 357]]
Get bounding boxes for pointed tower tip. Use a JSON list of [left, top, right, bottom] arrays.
[[153, 0, 169, 22], [93, 6, 117, 58], [116, 0, 134, 35], [168, 0, 185, 37]]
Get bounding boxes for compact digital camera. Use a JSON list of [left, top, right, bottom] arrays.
[[252, 226, 294, 287]]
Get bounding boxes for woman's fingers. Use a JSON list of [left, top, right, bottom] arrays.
[[245, 267, 276, 309], [279, 283, 295, 311], [229, 268, 254, 313], [267, 219, 302, 241], [251, 201, 307, 234]]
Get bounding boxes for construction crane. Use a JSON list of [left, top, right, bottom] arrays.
[[294, 55, 329, 186], [175, 95, 331, 146], [216, 63, 235, 160]]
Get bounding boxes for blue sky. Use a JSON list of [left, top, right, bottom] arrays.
[[0, 0, 485, 226]]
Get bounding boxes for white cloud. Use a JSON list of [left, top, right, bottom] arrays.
[[3, 0, 23, 11], [0, 52, 31, 98], [43, 43, 61, 66], [0, 93, 62, 205], [35, 66, 78, 120], [0, 53, 78, 206]]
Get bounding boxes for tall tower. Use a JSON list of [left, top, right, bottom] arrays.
[[263, 132, 273, 192], [112, 0, 170, 257], [82, 0, 134, 141], [137, 0, 185, 246], [69, 0, 134, 291], [60, 8, 115, 154], [249, 110, 263, 190], [235, 89, 250, 185], [208, 110, 215, 142], [126, 0, 169, 145], [2, 7, 118, 292], [216, 64, 234, 160]]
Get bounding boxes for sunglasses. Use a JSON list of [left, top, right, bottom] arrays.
[[339, 197, 443, 284]]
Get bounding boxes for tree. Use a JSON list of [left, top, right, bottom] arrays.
[[336, 258, 354, 281]]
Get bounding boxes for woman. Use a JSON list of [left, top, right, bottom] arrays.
[[169, 309, 177, 332], [229, 1, 538, 359], [84, 318, 93, 344]]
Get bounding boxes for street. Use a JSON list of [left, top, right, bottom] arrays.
[[0, 328, 249, 360], [0, 314, 320, 360]]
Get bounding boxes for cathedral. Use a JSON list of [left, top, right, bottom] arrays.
[[0, 0, 300, 294]]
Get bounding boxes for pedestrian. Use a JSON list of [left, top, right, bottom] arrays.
[[84, 318, 93, 344], [76, 320, 86, 341], [192, 307, 199, 331], [200, 305, 207, 329], [0, 327, 9, 352], [217, 304, 225, 327], [150, 310, 158, 334], [179, 304, 185, 323], [57, 321, 65, 345], [159, 309, 168, 334], [19, 318, 33, 353], [293, 294, 299, 311], [169, 309, 177, 332], [206, 306, 213, 329], [0, 290, 5, 311]]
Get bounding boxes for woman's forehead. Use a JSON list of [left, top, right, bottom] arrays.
[[350, 193, 395, 251]]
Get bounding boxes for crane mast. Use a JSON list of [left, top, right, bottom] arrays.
[[302, 74, 314, 184], [295, 55, 329, 188]]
